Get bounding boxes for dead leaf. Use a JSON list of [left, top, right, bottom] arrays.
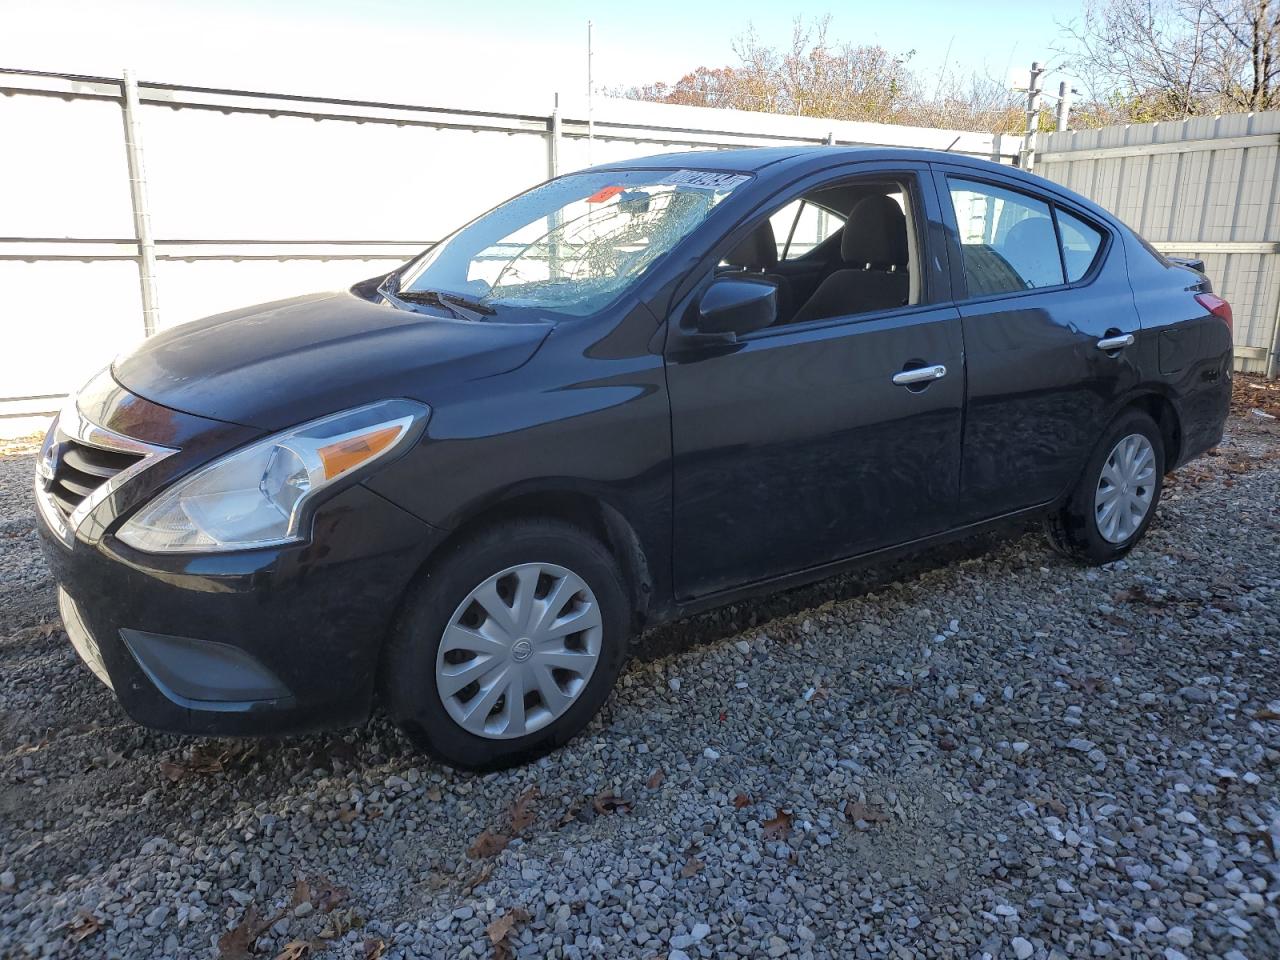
[[160, 761, 187, 783], [1255, 710, 1280, 721], [938, 734, 958, 751], [487, 908, 531, 960], [66, 909, 102, 944], [311, 876, 348, 913], [591, 792, 632, 815], [1031, 796, 1067, 817], [680, 856, 704, 878], [217, 906, 262, 960], [732, 793, 751, 809], [290, 878, 311, 909], [14, 737, 48, 756], [467, 830, 511, 859], [509, 785, 539, 834], [425, 786, 442, 802], [24, 620, 61, 640], [187, 743, 227, 774], [762, 808, 793, 841], [645, 768, 666, 789], [461, 861, 494, 893], [338, 808, 359, 824], [362, 938, 387, 960], [844, 801, 890, 825], [272, 942, 310, 960], [317, 907, 363, 940]]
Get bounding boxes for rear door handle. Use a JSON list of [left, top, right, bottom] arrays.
[[892, 364, 947, 386], [1097, 333, 1135, 351]]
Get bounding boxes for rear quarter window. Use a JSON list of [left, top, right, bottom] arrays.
[[1057, 209, 1106, 282]]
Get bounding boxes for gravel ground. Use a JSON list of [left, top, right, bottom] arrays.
[[1, 416, 1278, 960]]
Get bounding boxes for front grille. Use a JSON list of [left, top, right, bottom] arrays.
[[46, 436, 144, 518]]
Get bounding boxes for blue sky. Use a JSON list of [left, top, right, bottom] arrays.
[[3, 0, 1074, 107]]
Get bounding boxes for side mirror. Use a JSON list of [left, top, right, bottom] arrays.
[[695, 278, 776, 337]]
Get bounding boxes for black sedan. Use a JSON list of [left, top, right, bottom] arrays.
[[34, 147, 1233, 769]]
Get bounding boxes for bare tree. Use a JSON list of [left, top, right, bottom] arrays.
[[1058, 0, 1280, 122], [614, 15, 1023, 132]]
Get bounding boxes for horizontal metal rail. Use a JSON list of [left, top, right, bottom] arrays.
[[0, 238, 433, 262], [0, 68, 1014, 159], [1039, 133, 1280, 163], [1151, 240, 1280, 254]]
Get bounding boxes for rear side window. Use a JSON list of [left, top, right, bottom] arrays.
[[1057, 209, 1105, 282], [948, 179, 1064, 295]]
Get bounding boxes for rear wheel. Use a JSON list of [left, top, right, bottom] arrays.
[[1045, 409, 1165, 565], [383, 518, 630, 770]]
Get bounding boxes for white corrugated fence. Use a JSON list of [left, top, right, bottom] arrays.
[[1037, 112, 1280, 376]]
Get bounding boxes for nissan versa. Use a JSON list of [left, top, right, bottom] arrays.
[[35, 147, 1232, 769]]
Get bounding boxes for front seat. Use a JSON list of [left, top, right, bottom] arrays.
[[720, 220, 793, 322], [790, 195, 909, 324]]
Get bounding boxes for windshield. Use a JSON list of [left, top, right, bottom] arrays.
[[396, 168, 752, 317]]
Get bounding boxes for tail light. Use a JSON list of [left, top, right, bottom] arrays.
[[1195, 293, 1233, 334]]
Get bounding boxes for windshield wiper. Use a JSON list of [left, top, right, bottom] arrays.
[[377, 275, 495, 321], [394, 287, 496, 320]]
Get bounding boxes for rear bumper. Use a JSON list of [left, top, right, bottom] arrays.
[[39, 483, 442, 736]]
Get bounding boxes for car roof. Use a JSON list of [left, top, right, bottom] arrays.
[[588, 145, 1119, 229], [590, 144, 1010, 174]]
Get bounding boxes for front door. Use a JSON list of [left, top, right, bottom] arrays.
[[665, 167, 964, 600]]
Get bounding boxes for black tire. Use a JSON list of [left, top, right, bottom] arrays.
[[383, 518, 630, 770], [1045, 408, 1165, 565]]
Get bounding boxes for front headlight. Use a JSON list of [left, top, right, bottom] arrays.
[[117, 399, 428, 553]]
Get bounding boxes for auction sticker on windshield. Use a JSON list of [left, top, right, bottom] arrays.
[[660, 170, 751, 190]]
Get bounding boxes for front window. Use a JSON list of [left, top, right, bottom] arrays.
[[397, 169, 751, 317]]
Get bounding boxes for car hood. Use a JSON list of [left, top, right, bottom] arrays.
[[112, 291, 553, 430]]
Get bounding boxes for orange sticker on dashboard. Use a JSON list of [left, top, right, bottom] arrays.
[[586, 185, 625, 203]]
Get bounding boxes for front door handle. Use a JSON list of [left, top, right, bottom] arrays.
[[1097, 333, 1135, 351], [891, 364, 947, 386]]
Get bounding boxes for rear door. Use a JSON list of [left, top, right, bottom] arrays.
[[665, 163, 964, 600], [932, 167, 1142, 520]]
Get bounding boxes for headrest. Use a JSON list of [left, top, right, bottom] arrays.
[[841, 194, 908, 267], [724, 219, 779, 270], [1000, 216, 1058, 282]]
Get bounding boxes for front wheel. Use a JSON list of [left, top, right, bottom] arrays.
[[1045, 409, 1165, 565], [383, 518, 630, 770]]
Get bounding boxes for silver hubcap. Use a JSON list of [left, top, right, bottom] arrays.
[[436, 562, 603, 739], [1094, 433, 1156, 544]]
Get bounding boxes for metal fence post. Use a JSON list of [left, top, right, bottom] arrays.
[[548, 93, 562, 179], [121, 69, 161, 337], [1267, 295, 1280, 379]]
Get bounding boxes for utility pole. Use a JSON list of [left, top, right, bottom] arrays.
[[1055, 81, 1075, 133], [586, 20, 595, 166], [1021, 61, 1045, 171]]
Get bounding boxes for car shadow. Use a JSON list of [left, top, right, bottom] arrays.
[[631, 519, 1041, 662]]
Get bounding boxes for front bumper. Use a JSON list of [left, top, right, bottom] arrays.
[[40, 483, 442, 735], [35, 376, 444, 737]]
